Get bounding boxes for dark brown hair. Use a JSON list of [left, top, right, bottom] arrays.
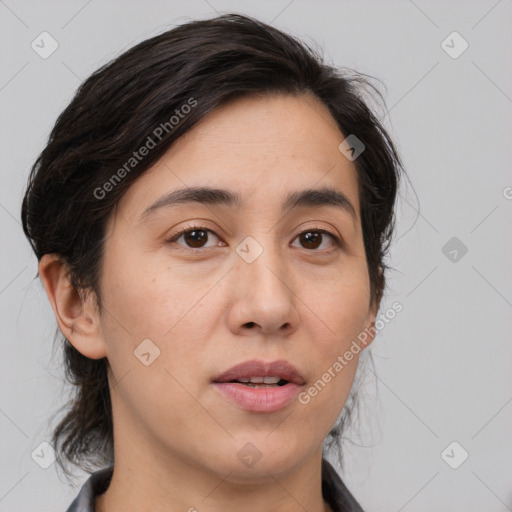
[[21, 13, 404, 479]]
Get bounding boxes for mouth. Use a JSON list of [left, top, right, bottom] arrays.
[[225, 376, 290, 388], [212, 358, 306, 385], [211, 359, 306, 413]]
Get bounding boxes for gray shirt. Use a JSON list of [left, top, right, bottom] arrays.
[[65, 458, 364, 512]]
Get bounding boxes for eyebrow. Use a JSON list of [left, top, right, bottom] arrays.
[[138, 185, 357, 223]]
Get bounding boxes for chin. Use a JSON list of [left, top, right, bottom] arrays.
[[215, 438, 310, 482]]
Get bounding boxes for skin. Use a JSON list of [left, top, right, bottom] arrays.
[[39, 92, 378, 512]]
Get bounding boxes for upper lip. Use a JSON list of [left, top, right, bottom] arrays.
[[212, 359, 306, 385]]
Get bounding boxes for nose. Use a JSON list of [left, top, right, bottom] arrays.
[[227, 242, 300, 337]]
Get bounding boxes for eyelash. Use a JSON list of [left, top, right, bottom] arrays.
[[165, 224, 342, 253]]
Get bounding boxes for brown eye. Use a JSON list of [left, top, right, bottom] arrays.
[[292, 229, 340, 251], [183, 229, 209, 248], [166, 225, 222, 250], [300, 231, 321, 249]]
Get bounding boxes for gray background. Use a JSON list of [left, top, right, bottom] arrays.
[[1, 0, 511, 510]]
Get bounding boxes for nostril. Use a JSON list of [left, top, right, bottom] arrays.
[[245, 322, 255, 328]]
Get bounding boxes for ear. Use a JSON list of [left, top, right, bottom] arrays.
[[38, 254, 107, 359]]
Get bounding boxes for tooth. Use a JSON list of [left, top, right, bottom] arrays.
[[236, 376, 282, 384], [244, 383, 278, 388]]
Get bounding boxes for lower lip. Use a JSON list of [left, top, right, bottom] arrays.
[[212, 382, 303, 413]]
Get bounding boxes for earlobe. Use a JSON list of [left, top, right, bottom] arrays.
[[38, 254, 107, 360]]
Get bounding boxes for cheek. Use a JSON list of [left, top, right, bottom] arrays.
[[99, 254, 216, 442], [307, 263, 371, 347], [289, 265, 370, 430], [106, 354, 220, 461], [100, 246, 212, 341], [99, 250, 220, 401], [292, 351, 359, 452]]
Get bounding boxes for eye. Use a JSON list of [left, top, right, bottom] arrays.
[[165, 225, 223, 250], [165, 225, 341, 252], [291, 228, 341, 251]]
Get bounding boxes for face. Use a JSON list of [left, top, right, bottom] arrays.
[[94, 92, 377, 480]]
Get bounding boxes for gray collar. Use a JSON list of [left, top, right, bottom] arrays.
[[65, 459, 364, 512]]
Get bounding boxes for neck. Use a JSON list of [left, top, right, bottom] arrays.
[[95, 386, 333, 512], [95, 445, 332, 512]]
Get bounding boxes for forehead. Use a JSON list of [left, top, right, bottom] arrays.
[[114, 92, 360, 224]]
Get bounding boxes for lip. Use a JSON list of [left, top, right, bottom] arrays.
[[212, 359, 306, 385], [212, 382, 303, 413], [211, 359, 306, 413]]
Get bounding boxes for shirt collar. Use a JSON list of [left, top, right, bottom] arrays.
[[65, 459, 364, 512]]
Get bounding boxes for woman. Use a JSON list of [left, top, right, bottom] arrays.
[[21, 13, 404, 512]]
